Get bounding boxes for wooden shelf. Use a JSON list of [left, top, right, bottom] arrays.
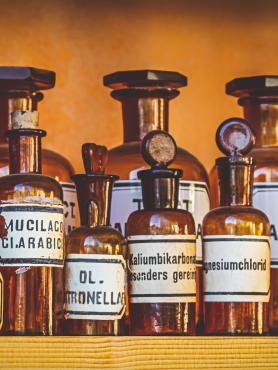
[[1, 337, 278, 369]]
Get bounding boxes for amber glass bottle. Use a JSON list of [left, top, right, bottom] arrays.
[[209, 76, 278, 333], [64, 144, 126, 335], [0, 67, 76, 234], [126, 130, 196, 335], [204, 118, 270, 335], [104, 70, 209, 266], [0, 111, 64, 335]]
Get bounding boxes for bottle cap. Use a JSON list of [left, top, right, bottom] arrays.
[[103, 69, 187, 89], [11, 110, 39, 129], [226, 75, 278, 98], [216, 117, 255, 157], [0, 66, 55, 92], [138, 130, 182, 179]]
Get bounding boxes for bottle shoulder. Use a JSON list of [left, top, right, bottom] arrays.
[[43, 148, 74, 181], [66, 225, 126, 256], [203, 206, 270, 236], [126, 208, 195, 236], [107, 141, 208, 183], [0, 173, 63, 201]]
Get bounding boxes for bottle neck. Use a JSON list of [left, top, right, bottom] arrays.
[[239, 96, 278, 147], [111, 89, 179, 142], [217, 159, 253, 207], [7, 130, 44, 174], [141, 177, 179, 210], [73, 176, 114, 227]]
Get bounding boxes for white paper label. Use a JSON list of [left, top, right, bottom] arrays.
[[64, 254, 126, 320], [0, 273, 3, 331], [253, 182, 278, 268], [61, 182, 78, 235], [111, 180, 209, 265], [127, 235, 196, 303], [203, 235, 270, 302], [0, 204, 64, 267]]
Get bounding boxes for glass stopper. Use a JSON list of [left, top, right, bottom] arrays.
[[141, 130, 177, 167], [216, 117, 255, 156], [82, 143, 108, 174]]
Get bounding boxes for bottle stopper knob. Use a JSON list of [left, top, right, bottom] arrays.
[[141, 130, 177, 167], [82, 143, 108, 174], [216, 117, 255, 156]]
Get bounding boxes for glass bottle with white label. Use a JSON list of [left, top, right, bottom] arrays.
[[203, 118, 270, 335], [209, 76, 278, 333], [126, 130, 197, 335], [0, 67, 76, 235], [64, 143, 127, 335], [103, 70, 209, 265], [0, 110, 64, 335]]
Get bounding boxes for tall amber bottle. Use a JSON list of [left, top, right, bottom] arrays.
[[64, 144, 126, 335], [209, 76, 278, 333], [0, 110, 64, 335], [104, 70, 209, 268], [204, 118, 270, 335], [0, 67, 76, 234], [126, 130, 196, 335]]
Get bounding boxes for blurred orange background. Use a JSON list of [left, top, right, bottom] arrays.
[[1, 0, 277, 173]]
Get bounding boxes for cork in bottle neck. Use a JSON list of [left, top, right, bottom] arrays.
[[6, 110, 45, 174]]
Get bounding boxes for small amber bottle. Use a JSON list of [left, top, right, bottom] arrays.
[[126, 130, 196, 335], [203, 118, 270, 335], [64, 144, 126, 335], [0, 111, 64, 335]]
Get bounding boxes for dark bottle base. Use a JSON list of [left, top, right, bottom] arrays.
[[129, 303, 196, 336]]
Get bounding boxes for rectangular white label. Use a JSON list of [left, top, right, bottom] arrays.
[[253, 182, 278, 268], [127, 235, 196, 303], [0, 204, 64, 267], [111, 180, 209, 265], [61, 182, 78, 235], [64, 254, 126, 320], [203, 235, 270, 302]]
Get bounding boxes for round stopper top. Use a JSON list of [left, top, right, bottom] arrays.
[[82, 143, 109, 174], [11, 110, 39, 129], [141, 130, 177, 167], [216, 117, 255, 156]]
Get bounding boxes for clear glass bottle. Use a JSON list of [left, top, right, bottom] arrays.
[[0, 110, 64, 335], [126, 130, 197, 335], [104, 70, 209, 329], [0, 67, 76, 234], [64, 143, 127, 335], [209, 76, 278, 333], [204, 118, 270, 335]]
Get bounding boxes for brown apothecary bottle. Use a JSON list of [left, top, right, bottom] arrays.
[[0, 111, 64, 335], [63, 144, 127, 335], [209, 76, 278, 333], [0, 67, 76, 234], [204, 118, 270, 335], [104, 70, 208, 329], [126, 130, 197, 335]]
